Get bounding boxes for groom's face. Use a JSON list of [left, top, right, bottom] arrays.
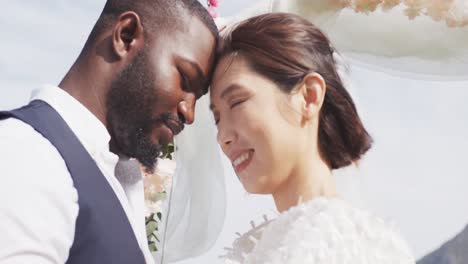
[[106, 15, 216, 173]]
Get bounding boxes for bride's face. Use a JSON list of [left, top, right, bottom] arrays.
[[210, 55, 306, 194]]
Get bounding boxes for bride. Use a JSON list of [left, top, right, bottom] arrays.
[[159, 1, 467, 263], [208, 13, 415, 263]]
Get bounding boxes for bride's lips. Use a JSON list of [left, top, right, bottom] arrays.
[[230, 149, 254, 174]]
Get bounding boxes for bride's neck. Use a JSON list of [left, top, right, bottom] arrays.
[[272, 154, 337, 213]]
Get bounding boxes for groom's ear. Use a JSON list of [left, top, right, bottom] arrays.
[[299, 72, 327, 120], [112, 11, 145, 60]]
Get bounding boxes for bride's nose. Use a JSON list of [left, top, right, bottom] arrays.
[[217, 121, 236, 149]]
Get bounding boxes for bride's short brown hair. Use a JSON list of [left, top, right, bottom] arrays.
[[218, 13, 373, 169]]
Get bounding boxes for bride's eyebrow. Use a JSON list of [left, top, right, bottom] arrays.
[[220, 84, 246, 100]]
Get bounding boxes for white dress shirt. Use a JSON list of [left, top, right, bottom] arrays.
[[0, 85, 154, 264]]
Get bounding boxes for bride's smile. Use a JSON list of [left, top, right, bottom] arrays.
[[230, 149, 254, 174]]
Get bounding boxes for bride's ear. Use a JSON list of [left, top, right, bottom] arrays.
[[299, 73, 326, 120]]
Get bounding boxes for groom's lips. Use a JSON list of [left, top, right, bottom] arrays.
[[164, 119, 184, 136]]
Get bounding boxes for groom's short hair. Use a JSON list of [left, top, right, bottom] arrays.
[[92, 0, 218, 39]]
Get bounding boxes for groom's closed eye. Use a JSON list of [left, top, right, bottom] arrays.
[[177, 57, 208, 99], [178, 69, 199, 98], [179, 71, 193, 94]]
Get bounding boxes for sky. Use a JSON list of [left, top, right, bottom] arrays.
[[1, 1, 468, 263]]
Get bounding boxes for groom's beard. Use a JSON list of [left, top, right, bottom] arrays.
[[106, 48, 162, 174]]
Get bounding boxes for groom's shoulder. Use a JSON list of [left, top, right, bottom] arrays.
[[0, 117, 68, 172], [0, 117, 48, 147]]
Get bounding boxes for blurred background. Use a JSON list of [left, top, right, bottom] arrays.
[[1, 1, 467, 263]]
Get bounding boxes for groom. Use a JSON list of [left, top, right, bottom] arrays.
[[0, 0, 217, 263]]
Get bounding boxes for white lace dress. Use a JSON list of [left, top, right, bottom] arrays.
[[224, 198, 415, 264]]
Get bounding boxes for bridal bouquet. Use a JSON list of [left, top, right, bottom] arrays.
[[332, 0, 468, 27], [143, 143, 175, 252]]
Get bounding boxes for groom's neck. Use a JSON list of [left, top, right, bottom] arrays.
[[59, 49, 115, 128]]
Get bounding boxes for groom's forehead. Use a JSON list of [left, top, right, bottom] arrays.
[[168, 18, 217, 71], [149, 15, 215, 52]]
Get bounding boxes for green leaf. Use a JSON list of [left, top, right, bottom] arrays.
[[160, 141, 175, 159], [148, 242, 158, 252], [146, 221, 158, 237], [145, 213, 155, 225]]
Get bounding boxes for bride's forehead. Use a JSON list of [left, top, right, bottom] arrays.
[[210, 61, 238, 89], [216, 54, 250, 76]]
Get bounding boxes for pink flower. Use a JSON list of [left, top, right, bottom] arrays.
[[404, 6, 422, 19], [426, 0, 453, 20], [353, 0, 383, 13], [330, 0, 352, 8], [445, 17, 458, 27], [338, 0, 467, 27], [444, 0, 468, 27], [403, 0, 426, 9], [208, 6, 219, 18], [209, 0, 220, 7], [381, 0, 401, 11]]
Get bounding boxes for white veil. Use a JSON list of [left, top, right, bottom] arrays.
[[155, 95, 226, 263]]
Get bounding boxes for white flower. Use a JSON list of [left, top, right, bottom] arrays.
[[143, 158, 176, 217], [155, 158, 175, 190], [145, 199, 163, 218], [445, 0, 468, 27]]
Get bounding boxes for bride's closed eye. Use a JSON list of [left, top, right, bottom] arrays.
[[230, 98, 247, 109], [213, 98, 248, 125]]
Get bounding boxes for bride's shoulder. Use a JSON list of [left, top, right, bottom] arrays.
[[272, 197, 393, 232], [271, 198, 406, 241], [243, 198, 415, 263]]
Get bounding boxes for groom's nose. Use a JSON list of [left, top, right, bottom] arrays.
[[178, 97, 195, 124]]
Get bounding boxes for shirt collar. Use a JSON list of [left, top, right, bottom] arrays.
[[30, 84, 112, 157]]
